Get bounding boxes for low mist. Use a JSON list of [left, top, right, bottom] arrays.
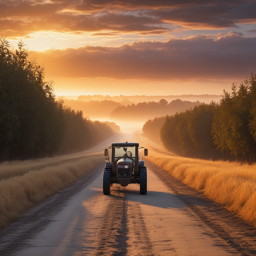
[[90, 118, 145, 133]]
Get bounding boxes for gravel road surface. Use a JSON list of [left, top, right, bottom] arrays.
[[1, 133, 256, 255], [1, 160, 256, 255]]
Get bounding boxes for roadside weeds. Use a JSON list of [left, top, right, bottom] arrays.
[[0, 155, 104, 229], [148, 152, 256, 228]]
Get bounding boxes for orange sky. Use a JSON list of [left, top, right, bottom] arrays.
[[3, 0, 256, 96]]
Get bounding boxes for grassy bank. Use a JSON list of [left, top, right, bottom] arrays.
[[0, 155, 104, 229], [148, 152, 256, 228]]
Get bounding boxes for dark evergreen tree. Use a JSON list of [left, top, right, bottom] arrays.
[[0, 39, 65, 160]]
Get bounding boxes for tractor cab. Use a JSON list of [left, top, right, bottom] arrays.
[[103, 142, 148, 195]]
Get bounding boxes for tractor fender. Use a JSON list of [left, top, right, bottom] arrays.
[[138, 160, 144, 167], [105, 161, 112, 170]]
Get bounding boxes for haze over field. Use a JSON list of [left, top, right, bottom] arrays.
[[2, 2, 256, 253], [3, 0, 256, 96], [76, 94, 222, 104]]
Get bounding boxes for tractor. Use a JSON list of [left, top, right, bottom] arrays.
[[103, 142, 148, 195]]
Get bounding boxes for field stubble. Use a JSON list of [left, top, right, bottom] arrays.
[[136, 133, 256, 228], [148, 152, 256, 228], [0, 154, 104, 229]]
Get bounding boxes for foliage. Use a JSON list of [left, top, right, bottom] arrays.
[[160, 110, 198, 157], [58, 109, 117, 155], [0, 38, 65, 160], [212, 75, 256, 161], [159, 73, 256, 162], [142, 116, 166, 144], [110, 99, 198, 121], [187, 103, 217, 158], [57, 108, 90, 154], [0, 39, 119, 160], [86, 120, 115, 147]]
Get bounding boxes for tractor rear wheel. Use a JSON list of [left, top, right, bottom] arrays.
[[140, 167, 147, 195], [103, 169, 111, 195]]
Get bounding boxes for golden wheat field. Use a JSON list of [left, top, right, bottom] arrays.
[[0, 155, 104, 229], [148, 151, 256, 227], [135, 133, 256, 228]]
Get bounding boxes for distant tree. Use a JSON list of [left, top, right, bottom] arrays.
[[248, 74, 256, 147], [0, 38, 65, 160], [175, 111, 196, 157], [110, 99, 198, 121], [56, 108, 120, 155], [159, 73, 256, 162], [160, 115, 182, 155], [58, 108, 90, 154], [212, 74, 256, 161], [142, 116, 166, 144], [187, 103, 217, 158], [0, 39, 120, 160]]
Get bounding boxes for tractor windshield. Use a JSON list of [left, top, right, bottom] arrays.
[[114, 146, 136, 161]]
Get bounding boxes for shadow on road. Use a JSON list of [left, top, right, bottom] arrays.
[[109, 186, 186, 209]]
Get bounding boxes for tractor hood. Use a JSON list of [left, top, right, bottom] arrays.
[[117, 158, 132, 165]]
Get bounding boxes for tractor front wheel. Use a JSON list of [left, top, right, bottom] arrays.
[[140, 167, 147, 195], [103, 169, 111, 195]]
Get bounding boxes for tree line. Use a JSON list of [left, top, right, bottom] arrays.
[[78, 94, 221, 104], [63, 98, 199, 121], [63, 99, 122, 119], [142, 116, 166, 144], [144, 74, 256, 162], [110, 99, 199, 121], [0, 39, 118, 161]]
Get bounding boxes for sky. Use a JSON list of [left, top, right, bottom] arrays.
[[2, 0, 256, 96]]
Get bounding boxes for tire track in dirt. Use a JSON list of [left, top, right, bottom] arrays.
[[96, 186, 153, 256], [146, 160, 256, 256], [0, 165, 103, 256], [126, 200, 153, 256], [96, 186, 128, 256]]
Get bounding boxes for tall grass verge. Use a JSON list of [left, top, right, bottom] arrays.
[[148, 152, 256, 228], [0, 152, 100, 181], [135, 133, 256, 228], [0, 155, 104, 229]]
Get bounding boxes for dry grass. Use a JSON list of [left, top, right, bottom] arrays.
[[0, 152, 99, 181], [135, 132, 256, 228], [148, 151, 256, 227], [0, 155, 104, 229]]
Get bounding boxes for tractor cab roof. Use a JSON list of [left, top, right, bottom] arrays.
[[111, 142, 139, 147]]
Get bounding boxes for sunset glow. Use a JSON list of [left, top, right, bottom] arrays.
[[3, 0, 256, 95], [2, 2, 256, 250]]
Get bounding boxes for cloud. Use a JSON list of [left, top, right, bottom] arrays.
[[33, 33, 256, 81], [0, 7, 168, 37], [248, 29, 256, 35], [149, 2, 256, 29], [0, 2, 60, 18], [1, 0, 256, 37], [73, 0, 247, 11], [150, 5, 237, 29]]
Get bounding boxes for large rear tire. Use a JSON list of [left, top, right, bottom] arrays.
[[103, 169, 111, 195], [140, 167, 147, 195]]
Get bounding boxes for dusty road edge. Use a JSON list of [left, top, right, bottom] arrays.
[[146, 160, 256, 256], [0, 164, 104, 256]]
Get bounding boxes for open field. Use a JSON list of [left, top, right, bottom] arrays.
[[136, 133, 256, 228], [0, 154, 104, 229]]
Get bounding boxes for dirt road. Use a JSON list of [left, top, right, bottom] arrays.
[[1, 133, 256, 255], [1, 161, 256, 255]]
